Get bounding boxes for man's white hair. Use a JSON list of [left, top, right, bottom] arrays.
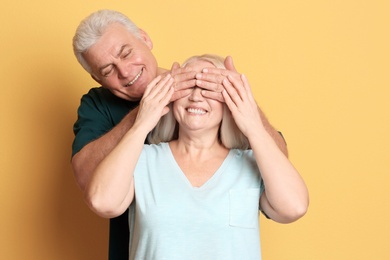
[[72, 9, 141, 74]]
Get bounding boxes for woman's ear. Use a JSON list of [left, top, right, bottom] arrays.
[[139, 29, 153, 50]]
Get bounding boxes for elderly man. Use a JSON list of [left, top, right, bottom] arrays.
[[72, 9, 287, 260]]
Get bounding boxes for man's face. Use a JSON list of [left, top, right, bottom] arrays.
[[83, 23, 158, 101]]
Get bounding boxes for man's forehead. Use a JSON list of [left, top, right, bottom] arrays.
[[87, 29, 133, 62], [101, 25, 133, 43]]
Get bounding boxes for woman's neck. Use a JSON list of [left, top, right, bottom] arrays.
[[168, 136, 229, 188], [169, 137, 228, 161]]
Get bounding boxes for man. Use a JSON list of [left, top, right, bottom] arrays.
[[72, 9, 287, 260]]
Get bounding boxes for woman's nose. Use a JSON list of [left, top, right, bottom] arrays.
[[189, 87, 204, 101]]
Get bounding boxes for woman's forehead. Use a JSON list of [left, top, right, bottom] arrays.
[[184, 60, 216, 71]]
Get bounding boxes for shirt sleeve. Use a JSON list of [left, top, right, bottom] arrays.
[[71, 88, 115, 157], [259, 179, 271, 219]]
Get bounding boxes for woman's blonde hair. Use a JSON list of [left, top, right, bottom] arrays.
[[147, 54, 249, 149]]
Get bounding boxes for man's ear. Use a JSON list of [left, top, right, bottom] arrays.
[[91, 74, 103, 85], [139, 29, 153, 50]]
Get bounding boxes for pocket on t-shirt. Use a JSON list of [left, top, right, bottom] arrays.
[[229, 188, 260, 229]]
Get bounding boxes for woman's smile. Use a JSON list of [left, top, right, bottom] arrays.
[[186, 107, 207, 115]]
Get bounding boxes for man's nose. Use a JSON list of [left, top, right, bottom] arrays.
[[117, 62, 130, 78]]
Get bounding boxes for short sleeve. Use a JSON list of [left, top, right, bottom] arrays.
[[71, 87, 138, 157]]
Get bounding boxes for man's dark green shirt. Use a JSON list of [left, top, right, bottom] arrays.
[[72, 87, 139, 260]]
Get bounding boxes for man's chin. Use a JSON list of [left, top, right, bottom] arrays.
[[126, 96, 142, 102], [122, 94, 142, 102]]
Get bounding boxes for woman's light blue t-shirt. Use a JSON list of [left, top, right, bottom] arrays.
[[129, 142, 263, 260]]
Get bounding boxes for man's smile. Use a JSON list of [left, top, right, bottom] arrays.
[[126, 68, 143, 87]]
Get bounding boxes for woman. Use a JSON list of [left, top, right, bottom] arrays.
[[86, 54, 309, 259]]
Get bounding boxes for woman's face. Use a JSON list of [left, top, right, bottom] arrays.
[[173, 60, 224, 133]]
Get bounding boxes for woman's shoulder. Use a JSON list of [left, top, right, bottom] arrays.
[[137, 143, 171, 166], [142, 142, 170, 155], [144, 141, 167, 148]]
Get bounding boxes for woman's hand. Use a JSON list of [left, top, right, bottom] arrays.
[[222, 73, 265, 138], [134, 74, 174, 133]]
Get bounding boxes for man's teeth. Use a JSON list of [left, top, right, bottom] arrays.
[[187, 108, 206, 115], [126, 69, 143, 86]]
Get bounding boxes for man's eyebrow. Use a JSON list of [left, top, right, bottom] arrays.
[[98, 45, 129, 73], [116, 44, 128, 58]]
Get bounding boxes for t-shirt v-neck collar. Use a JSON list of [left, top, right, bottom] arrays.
[[162, 142, 234, 191]]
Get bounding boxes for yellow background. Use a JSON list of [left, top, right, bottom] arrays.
[[1, 0, 389, 259]]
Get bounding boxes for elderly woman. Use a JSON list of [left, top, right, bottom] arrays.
[[85, 54, 309, 259]]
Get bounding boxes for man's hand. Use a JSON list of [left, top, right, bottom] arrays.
[[169, 62, 196, 101], [195, 56, 240, 102], [169, 56, 239, 102]]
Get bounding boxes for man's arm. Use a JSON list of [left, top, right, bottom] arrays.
[[72, 107, 139, 191]]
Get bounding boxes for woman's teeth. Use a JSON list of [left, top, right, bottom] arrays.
[[187, 108, 206, 115]]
